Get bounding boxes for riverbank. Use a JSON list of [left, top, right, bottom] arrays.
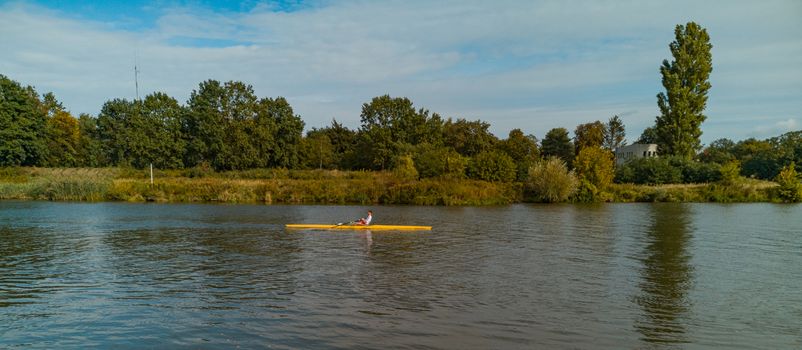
[[0, 167, 782, 205], [0, 167, 519, 205]]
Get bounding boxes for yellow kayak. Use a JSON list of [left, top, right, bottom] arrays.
[[285, 224, 431, 231]]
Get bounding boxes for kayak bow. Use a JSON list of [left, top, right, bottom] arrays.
[[285, 224, 431, 231]]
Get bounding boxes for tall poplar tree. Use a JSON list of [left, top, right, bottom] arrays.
[[655, 22, 713, 159]]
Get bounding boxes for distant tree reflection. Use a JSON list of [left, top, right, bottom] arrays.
[[635, 204, 694, 345]]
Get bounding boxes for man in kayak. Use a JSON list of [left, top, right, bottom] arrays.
[[356, 210, 373, 225]]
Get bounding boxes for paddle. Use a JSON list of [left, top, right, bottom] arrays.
[[331, 221, 355, 228]]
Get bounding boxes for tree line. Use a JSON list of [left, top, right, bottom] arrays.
[[0, 72, 629, 179], [1, 22, 800, 192]]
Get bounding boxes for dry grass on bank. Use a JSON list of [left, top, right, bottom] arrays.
[[0, 167, 518, 205], [0, 167, 782, 204]]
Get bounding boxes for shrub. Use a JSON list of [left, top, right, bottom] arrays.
[[741, 153, 781, 180], [513, 159, 534, 182], [392, 155, 418, 181], [467, 150, 516, 182], [615, 157, 682, 184], [682, 160, 721, 183], [573, 180, 599, 202], [414, 147, 467, 179], [719, 160, 741, 185], [775, 162, 802, 202], [665, 156, 722, 183], [184, 161, 214, 178], [526, 157, 578, 203]]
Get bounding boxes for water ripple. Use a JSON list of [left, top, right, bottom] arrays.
[[1, 202, 800, 349]]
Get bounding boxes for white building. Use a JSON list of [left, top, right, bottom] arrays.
[[615, 144, 658, 165]]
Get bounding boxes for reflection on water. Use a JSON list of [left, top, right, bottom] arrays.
[[364, 230, 372, 251], [1, 201, 801, 349], [635, 204, 693, 344], [102, 227, 304, 309]]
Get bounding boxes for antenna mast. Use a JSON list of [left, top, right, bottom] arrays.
[[134, 52, 140, 101]]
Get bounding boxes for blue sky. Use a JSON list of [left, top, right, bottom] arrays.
[[1, 0, 800, 144]]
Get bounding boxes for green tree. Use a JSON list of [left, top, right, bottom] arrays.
[[96, 98, 138, 166], [299, 131, 335, 169], [219, 81, 260, 170], [357, 95, 443, 169], [769, 131, 802, 173], [260, 97, 304, 168], [497, 129, 539, 181], [468, 150, 516, 182], [636, 126, 659, 144], [315, 119, 357, 169], [45, 110, 80, 166], [442, 118, 498, 157], [141, 92, 186, 169], [733, 138, 777, 179], [76, 113, 104, 167], [362, 95, 409, 169], [184, 80, 228, 168], [0, 75, 49, 166], [358, 95, 417, 169], [306, 120, 357, 169], [97, 93, 186, 168], [184, 80, 272, 170], [326, 119, 357, 156], [698, 138, 735, 164], [413, 145, 467, 179], [541, 128, 574, 166], [39, 92, 65, 117], [603, 115, 627, 151], [574, 121, 606, 153], [654, 22, 713, 158], [36, 91, 78, 166]]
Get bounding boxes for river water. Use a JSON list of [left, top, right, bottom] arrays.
[[1, 201, 800, 349]]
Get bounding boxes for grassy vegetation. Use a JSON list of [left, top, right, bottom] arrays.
[[0, 167, 519, 205], [608, 178, 776, 203], [0, 167, 114, 201], [0, 167, 783, 205]]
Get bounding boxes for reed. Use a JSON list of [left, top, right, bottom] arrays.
[[608, 180, 775, 203], [382, 179, 520, 205], [0, 167, 114, 201], [0, 167, 780, 205]]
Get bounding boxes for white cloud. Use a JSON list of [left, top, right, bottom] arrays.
[[0, 0, 800, 143], [748, 118, 800, 139]]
